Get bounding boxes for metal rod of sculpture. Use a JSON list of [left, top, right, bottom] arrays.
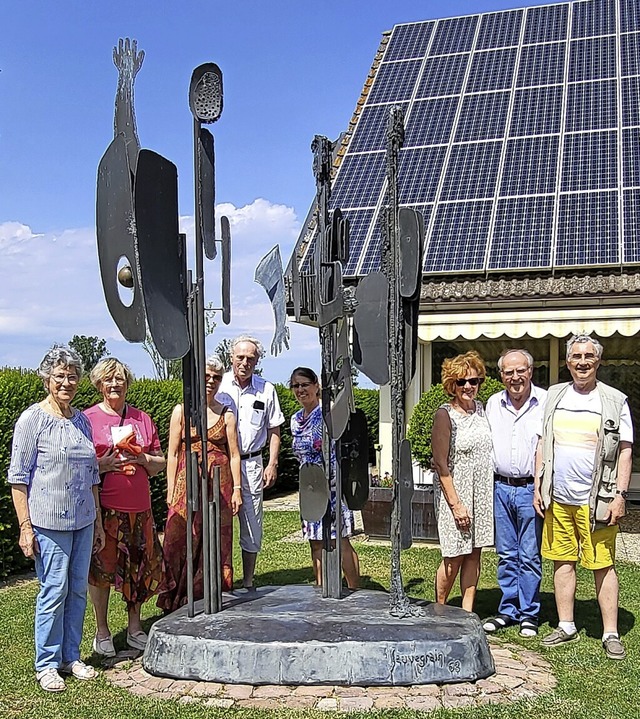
[[311, 135, 356, 598], [185, 63, 226, 616], [384, 106, 424, 617], [95, 39, 229, 620]]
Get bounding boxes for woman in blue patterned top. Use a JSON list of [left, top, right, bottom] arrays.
[[289, 367, 359, 589], [8, 345, 105, 693]]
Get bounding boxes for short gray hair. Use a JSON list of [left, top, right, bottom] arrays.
[[205, 354, 225, 374], [566, 333, 603, 360], [37, 344, 83, 387], [497, 348, 534, 371], [230, 334, 265, 360]]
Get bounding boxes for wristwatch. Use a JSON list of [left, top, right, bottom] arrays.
[[616, 490, 629, 499]]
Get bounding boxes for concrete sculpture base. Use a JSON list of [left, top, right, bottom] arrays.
[[144, 585, 494, 686]]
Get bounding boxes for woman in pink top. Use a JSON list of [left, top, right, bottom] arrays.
[[84, 358, 167, 656]]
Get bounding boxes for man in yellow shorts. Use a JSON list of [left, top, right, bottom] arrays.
[[533, 334, 633, 660]]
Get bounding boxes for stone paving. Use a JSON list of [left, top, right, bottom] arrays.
[[103, 639, 556, 711]]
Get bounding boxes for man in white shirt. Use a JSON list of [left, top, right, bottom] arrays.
[[217, 335, 284, 590], [484, 349, 547, 638], [534, 334, 633, 660]]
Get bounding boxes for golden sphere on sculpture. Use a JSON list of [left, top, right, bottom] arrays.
[[118, 265, 134, 288]]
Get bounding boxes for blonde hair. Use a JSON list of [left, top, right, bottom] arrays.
[[90, 357, 134, 391], [441, 351, 486, 396]]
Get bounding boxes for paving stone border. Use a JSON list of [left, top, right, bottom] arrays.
[[103, 639, 556, 711]]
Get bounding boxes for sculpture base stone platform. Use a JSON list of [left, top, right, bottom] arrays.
[[144, 585, 494, 686]]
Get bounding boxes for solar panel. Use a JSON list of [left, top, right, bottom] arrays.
[[500, 136, 560, 196], [561, 131, 617, 191], [488, 196, 555, 269], [517, 42, 566, 86], [556, 191, 619, 265], [467, 48, 518, 92], [404, 98, 458, 146], [623, 189, 640, 262], [294, 0, 640, 278], [568, 36, 616, 82], [510, 86, 563, 136], [477, 10, 523, 50], [455, 91, 510, 141]]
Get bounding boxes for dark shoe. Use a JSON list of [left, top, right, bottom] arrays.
[[482, 615, 514, 633], [603, 635, 626, 660], [519, 619, 538, 638], [542, 627, 579, 647]]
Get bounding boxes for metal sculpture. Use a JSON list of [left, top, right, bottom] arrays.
[[96, 39, 146, 343], [96, 39, 230, 619], [352, 106, 424, 616], [293, 136, 368, 598], [254, 245, 290, 356]]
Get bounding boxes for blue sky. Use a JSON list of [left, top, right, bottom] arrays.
[[0, 0, 559, 383]]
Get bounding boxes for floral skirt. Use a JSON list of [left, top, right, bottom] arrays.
[[89, 508, 168, 607]]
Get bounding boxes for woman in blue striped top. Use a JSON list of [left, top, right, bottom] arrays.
[[8, 345, 105, 693]]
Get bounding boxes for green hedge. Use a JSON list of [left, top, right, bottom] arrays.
[[0, 369, 379, 578], [407, 378, 503, 468]]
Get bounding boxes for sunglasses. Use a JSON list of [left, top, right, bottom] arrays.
[[455, 377, 483, 387], [205, 374, 223, 382], [291, 382, 313, 390]]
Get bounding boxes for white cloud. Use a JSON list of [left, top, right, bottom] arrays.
[[0, 199, 321, 384]]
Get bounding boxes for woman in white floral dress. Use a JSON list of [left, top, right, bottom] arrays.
[[432, 351, 494, 612]]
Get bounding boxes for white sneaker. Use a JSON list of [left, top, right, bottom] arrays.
[[93, 634, 116, 657]]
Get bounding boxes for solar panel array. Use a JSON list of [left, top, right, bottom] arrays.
[[297, 0, 640, 276]]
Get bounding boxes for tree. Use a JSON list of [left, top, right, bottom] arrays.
[[143, 304, 217, 380], [213, 338, 233, 371], [68, 335, 108, 373]]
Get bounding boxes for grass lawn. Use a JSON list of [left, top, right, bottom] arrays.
[[0, 510, 638, 718]]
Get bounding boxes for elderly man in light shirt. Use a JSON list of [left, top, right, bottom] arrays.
[[534, 334, 632, 660], [217, 335, 284, 590], [483, 349, 547, 638]]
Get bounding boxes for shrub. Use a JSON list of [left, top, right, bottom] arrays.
[[407, 378, 503, 468], [0, 369, 380, 578]]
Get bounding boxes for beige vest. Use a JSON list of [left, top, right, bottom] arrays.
[[539, 381, 627, 525]]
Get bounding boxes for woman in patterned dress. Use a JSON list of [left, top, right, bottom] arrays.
[[290, 367, 359, 589], [157, 355, 242, 612], [431, 351, 494, 612], [84, 358, 167, 655]]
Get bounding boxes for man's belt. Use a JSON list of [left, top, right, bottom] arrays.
[[240, 449, 264, 461], [494, 474, 534, 487]]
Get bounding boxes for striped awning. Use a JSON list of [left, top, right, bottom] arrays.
[[417, 306, 640, 341]]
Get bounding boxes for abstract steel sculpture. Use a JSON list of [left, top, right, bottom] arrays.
[[353, 106, 424, 616], [254, 245, 291, 356], [96, 38, 230, 619], [288, 135, 369, 599]]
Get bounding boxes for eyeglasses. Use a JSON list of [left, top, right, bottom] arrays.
[[51, 373, 79, 385], [455, 377, 483, 387], [501, 367, 530, 378], [205, 374, 223, 382], [104, 377, 127, 386], [291, 382, 313, 390], [568, 353, 597, 363]]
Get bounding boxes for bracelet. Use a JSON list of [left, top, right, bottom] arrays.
[[233, 485, 242, 489], [19, 519, 32, 528]]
